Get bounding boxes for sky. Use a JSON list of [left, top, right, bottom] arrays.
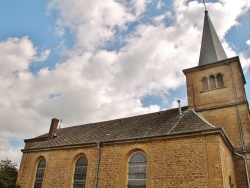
[[0, 0, 250, 167]]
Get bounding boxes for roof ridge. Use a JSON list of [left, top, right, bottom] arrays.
[[191, 109, 216, 127], [55, 106, 189, 130], [167, 113, 185, 134]]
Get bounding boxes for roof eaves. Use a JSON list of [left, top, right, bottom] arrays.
[[24, 136, 48, 142], [23, 127, 221, 152]]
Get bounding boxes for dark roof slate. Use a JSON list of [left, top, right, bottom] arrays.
[[30, 107, 216, 149]]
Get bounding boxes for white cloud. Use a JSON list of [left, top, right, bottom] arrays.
[[0, 37, 51, 136], [222, 41, 250, 72], [0, 37, 35, 76], [0, 136, 22, 167], [157, 0, 164, 10], [247, 39, 250, 48], [47, 0, 147, 51], [34, 49, 51, 62]]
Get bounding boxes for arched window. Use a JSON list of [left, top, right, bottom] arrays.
[[127, 151, 147, 188], [209, 75, 216, 89], [202, 77, 208, 90], [34, 158, 46, 188], [217, 73, 224, 87], [73, 156, 88, 188]]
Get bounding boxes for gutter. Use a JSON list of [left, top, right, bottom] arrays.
[[24, 136, 48, 142], [94, 142, 101, 188], [22, 127, 224, 152], [21, 127, 236, 162]]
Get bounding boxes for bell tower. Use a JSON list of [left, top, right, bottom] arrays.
[[183, 10, 250, 187], [184, 56, 249, 150]]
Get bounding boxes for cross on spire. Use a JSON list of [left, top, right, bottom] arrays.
[[59, 119, 63, 128], [202, 0, 207, 11]]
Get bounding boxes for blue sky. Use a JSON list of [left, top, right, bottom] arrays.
[[0, 0, 250, 166]]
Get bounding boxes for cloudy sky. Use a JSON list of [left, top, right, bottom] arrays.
[[0, 0, 250, 166]]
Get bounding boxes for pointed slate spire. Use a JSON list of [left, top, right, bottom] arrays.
[[198, 11, 227, 66]]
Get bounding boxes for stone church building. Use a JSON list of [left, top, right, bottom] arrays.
[[17, 10, 250, 188]]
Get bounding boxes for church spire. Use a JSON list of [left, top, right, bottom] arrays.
[[198, 10, 227, 66]]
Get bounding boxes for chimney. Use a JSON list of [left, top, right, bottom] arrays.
[[48, 118, 59, 139], [177, 100, 182, 115]]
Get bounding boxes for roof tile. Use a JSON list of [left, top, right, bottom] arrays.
[[30, 107, 217, 149]]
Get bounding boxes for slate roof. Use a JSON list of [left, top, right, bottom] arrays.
[[198, 11, 227, 66], [27, 106, 218, 150]]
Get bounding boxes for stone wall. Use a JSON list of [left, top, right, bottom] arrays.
[[220, 136, 236, 187], [17, 132, 235, 188]]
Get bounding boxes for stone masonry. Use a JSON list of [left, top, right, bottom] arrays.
[[17, 131, 235, 187]]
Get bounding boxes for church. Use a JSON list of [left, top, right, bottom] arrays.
[[16, 9, 250, 188]]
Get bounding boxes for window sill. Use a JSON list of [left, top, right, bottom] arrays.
[[200, 86, 226, 93]]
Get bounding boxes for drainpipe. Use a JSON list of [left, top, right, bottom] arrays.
[[234, 151, 250, 188], [94, 142, 101, 188]]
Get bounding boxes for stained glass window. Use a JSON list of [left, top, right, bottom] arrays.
[[127, 152, 147, 188], [73, 157, 88, 188], [34, 159, 46, 188]]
